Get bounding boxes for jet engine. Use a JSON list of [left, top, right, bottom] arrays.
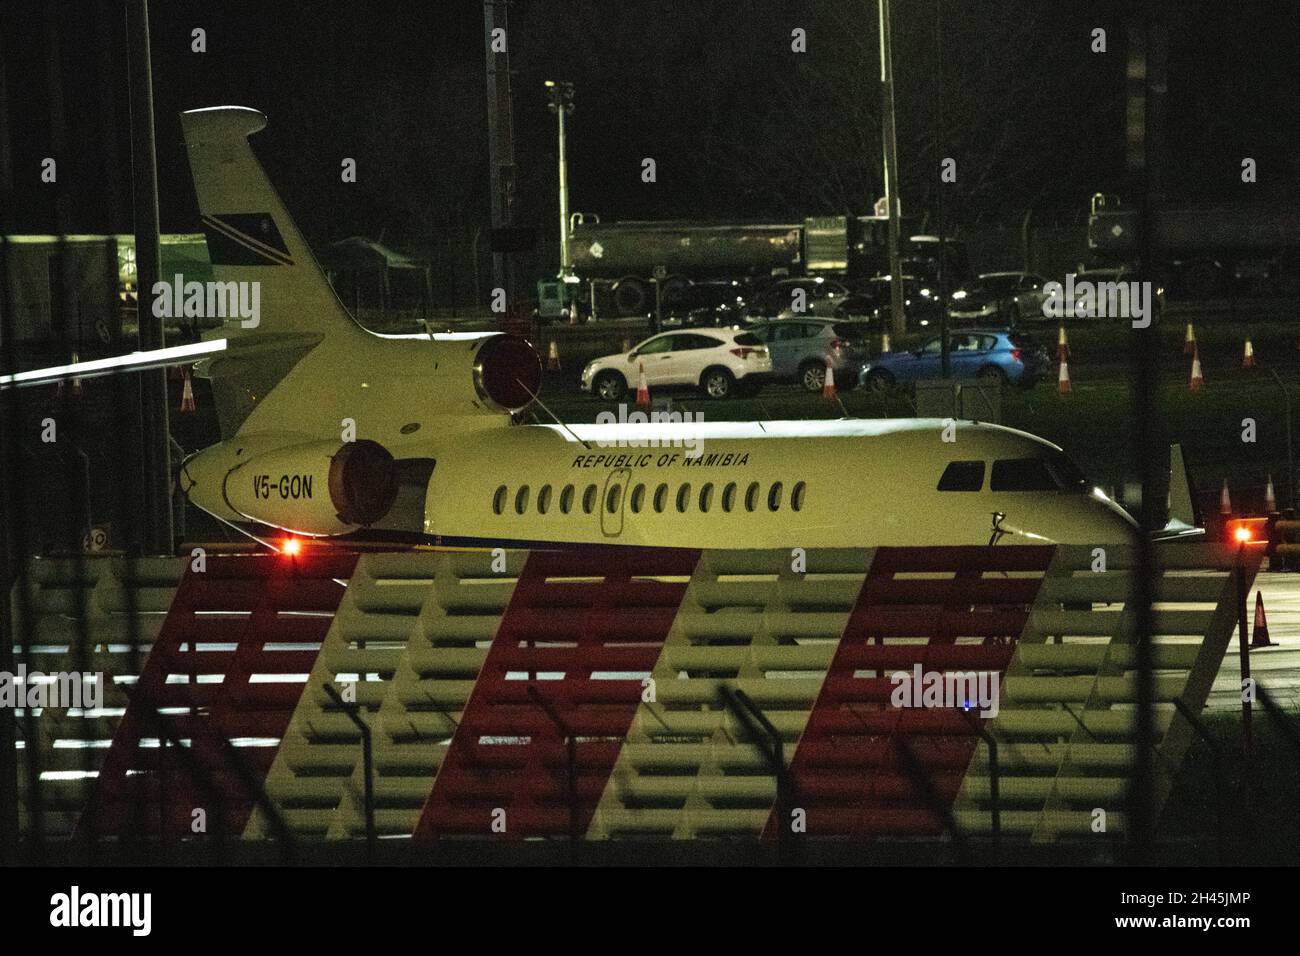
[[410, 332, 542, 419], [471, 333, 543, 412], [219, 439, 399, 536]]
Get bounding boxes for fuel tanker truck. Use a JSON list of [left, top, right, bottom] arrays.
[[550, 213, 964, 319], [1088, 192, 1300, 298]]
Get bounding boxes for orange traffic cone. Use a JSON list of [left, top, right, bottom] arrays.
[[1242, 338, 1256, 369], [880, 332, 891, 354], [179, 367, 197, 413], [1220, 478, 1232, 515], [546, 340, 561, 370], [1057, 324, 1070, 362], [1057, 358, 1071, 394], [1252, 591, 1275, 647], [822, 361, 837, 401], [1265, 474, 1278, 513], [1183, 322, 1197, 355], [635, 362, 650, 407], [1189, 345, 1204, 392]]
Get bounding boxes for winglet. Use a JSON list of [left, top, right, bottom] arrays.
[[1168, 443, 1199, 528]]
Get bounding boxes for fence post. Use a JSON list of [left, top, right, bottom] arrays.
[[323, 682, 376, 861]]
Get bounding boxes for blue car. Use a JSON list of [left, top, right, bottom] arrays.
[[859, 330, 1049, 390]]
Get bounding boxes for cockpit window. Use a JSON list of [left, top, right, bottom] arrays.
[[937, 460, 985, 492], [1045, 452, 1091, 492], [991, 458, 1059, 492]]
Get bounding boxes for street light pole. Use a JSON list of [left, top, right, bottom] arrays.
[[878, 0, 906, 340]]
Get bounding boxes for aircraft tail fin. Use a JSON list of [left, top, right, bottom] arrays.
[[179, 106, 363, 344]]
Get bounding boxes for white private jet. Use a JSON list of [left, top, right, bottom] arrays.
[[4, 107, 1188, 552]]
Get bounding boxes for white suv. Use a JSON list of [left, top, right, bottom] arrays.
[[581, 329, 773, 400]]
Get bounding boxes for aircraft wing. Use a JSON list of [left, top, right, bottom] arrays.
[[1152, 518, 1207, 542], [0, 339, 228, 390]]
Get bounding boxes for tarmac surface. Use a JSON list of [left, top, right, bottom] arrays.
[[1209, 570, 1300, 710]]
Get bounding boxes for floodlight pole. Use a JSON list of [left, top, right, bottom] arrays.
[[934, 0, 950, 378], [483, 0, 518, 299], [546, 81, 575, 279], [878, 0, 906, 340]]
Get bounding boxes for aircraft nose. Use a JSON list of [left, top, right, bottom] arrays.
[[179, 445, 226, 501]]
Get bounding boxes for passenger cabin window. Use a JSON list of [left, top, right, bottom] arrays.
[[991, 458, 1062, 492], [582, 484, 598, 514], [515, 485, 530, 514], [768, 482, 783, 511], [493, 485, 507, 515], [938, 461, 985, 492], [791, 481, 806, 512], [606, 483, 623, 513], [630, 483, 646, 513], [653, 483, 668, 513], [676, 483, 692, 513], [722, 482, 737, 512], [538, 485, 552, 514], [560, 485, 575, 514], [699, 483, 714, 512], [745, 482, 760, 512]]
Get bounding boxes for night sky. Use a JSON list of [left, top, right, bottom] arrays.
[[2, 0, 1298, 285]]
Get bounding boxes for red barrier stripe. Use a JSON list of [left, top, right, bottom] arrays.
[[77, 552, 356, 840], [414, 548, 700, 840], [765, 545, 1054, 839]]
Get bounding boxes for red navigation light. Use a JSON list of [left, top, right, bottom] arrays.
[[1225, 517, 1269, 547], [281, 537, 302, 556]]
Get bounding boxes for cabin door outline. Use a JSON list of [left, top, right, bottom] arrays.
[[600, 467, 631, 537]]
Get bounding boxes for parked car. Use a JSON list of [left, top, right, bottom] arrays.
[[949, 272, 1050, 325], [581, 328, 772, 400], [748, 319, 871, 391], [747, 277, 850, 319], [859, 329, 1050, 390], [660, 280, 749, 328], [1058, 266, 1166, 321], [858, 274, 945, 328], [832, 288, 881, 320]]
